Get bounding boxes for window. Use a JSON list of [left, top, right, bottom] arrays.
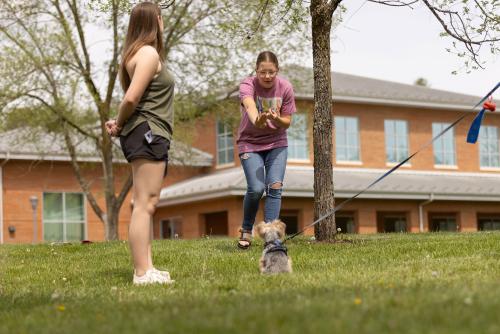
[[288, 113, 309, 160], [159, 217, 183, 239], [336, 212, 356, 233], [377, 213, 407, 233], [43, 192, 85, 242], [385, 120, 408, 163], [281, 210, 300, 235], [429, 214, 457, 232], [216, 120, 234, 165], [432, 123, 456, 166], [204, 211, 228, 236], [478, 215, 500, 231], [335, 116, 360, 162], [479, 126, 500, 168]]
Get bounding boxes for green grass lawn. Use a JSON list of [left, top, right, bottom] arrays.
[[1, 232, 499, 334]]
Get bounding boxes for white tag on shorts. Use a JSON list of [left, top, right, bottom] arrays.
[[144, 130, 153, 144]]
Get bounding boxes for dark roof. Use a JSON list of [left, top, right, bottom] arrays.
[[158, 166, 500, 206], [0, 128, 213, 166], [281, 65, 484, 111]]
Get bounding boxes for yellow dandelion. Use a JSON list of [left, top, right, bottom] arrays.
[[354, 297, 362, 305], [57, 305, 65, 311]]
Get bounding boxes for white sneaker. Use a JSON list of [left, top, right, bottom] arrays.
[[151, 268, 172, 280], [133, 269, 175, 286]]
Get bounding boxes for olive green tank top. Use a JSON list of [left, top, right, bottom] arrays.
[[121, 65, 175, 140]]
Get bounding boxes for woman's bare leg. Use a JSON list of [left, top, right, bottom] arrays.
[[129, 159, 166, 277]]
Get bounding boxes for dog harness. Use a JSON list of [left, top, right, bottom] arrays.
[[263, 240, 288, 255]]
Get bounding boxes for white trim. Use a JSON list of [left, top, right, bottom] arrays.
[[293, 94, 481, 112], [434, 165, 458, 170], [386, 162, 412, 168], [331, 191, 500, 202], [479, 167, 500, 172], [215, 162, 236, 169], [336, 160, 363, 165], [332, 166, 500, 178], [287, 159, 311, 163], [284, 189, 500, 201]]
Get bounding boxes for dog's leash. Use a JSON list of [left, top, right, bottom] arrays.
[[284, 82, 500, 243]]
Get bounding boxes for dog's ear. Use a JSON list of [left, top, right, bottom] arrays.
[[253, 221, 267, 238], [271, 219, 286, 238]]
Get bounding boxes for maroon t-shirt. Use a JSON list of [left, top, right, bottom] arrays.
[[237, 76, 296, 154]]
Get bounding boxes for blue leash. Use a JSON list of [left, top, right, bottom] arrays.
[[285, 82, 500, 242]]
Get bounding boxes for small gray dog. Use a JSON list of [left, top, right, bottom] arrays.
[[254, 220, 292, 274]]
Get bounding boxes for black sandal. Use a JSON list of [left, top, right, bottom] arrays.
[[237, 228, 252, 250]]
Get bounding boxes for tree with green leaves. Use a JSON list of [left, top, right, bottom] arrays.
[[252, 0, 498, 241], [0, 0, 309, 240]]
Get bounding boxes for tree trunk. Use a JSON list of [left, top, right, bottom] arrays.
[[310, 0, 336, 241], [104, 211, 119, 241]]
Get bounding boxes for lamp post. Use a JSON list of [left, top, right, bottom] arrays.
[[30, 196, 38, 244]]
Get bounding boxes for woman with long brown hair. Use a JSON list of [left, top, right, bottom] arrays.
[[106, 2, 174, 285]]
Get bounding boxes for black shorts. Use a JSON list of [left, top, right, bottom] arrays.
[[120, 121, 170, 170]]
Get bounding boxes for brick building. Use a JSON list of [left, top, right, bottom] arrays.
[[0, 131, 211, 244], [154, 67, 500, 238], [2, 67, 499, 243]]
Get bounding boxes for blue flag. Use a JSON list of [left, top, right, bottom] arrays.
[[466, 108, 486, 144], [466, 82, 499, 144]]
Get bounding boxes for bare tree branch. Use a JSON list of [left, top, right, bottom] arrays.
[[105, 0, 120, 107], [52, 0, 102, 106], [61, 122, 105, 221], [116, 172, 133, 212], [368, 0, 418, 7], [24, 93, 99, 140]]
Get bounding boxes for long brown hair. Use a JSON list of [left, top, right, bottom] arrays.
[[119, 2, 164, 91]]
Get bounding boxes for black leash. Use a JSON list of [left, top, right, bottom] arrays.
[[284, 82, 500, 243]]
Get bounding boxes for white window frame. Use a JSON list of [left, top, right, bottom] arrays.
[[432, 122, 456, 168], [479, 125, 500, 169], [335, 116, 361, 164], [287, 113, 310, 162], [42, 192, 87, 242], [216, 119, 234, 167], [384, 119, 410, 166]]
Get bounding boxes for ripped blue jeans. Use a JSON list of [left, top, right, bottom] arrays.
[[240, 147, 288, 231]]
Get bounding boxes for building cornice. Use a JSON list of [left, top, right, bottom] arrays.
[[294, 94, 482, 112]]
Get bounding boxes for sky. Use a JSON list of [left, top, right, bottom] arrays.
[[322, 0, 499, 97], [86, 0, 499, 98]]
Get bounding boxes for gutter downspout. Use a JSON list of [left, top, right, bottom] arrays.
[[418, 193, 434, 232], [0, 153, 10, 244]]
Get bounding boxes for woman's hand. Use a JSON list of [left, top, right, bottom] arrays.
[[264, 104, 290, 129], [254, 112, 268, 129], [266, 107, 280, 121], [105, 119, 122, 137]]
